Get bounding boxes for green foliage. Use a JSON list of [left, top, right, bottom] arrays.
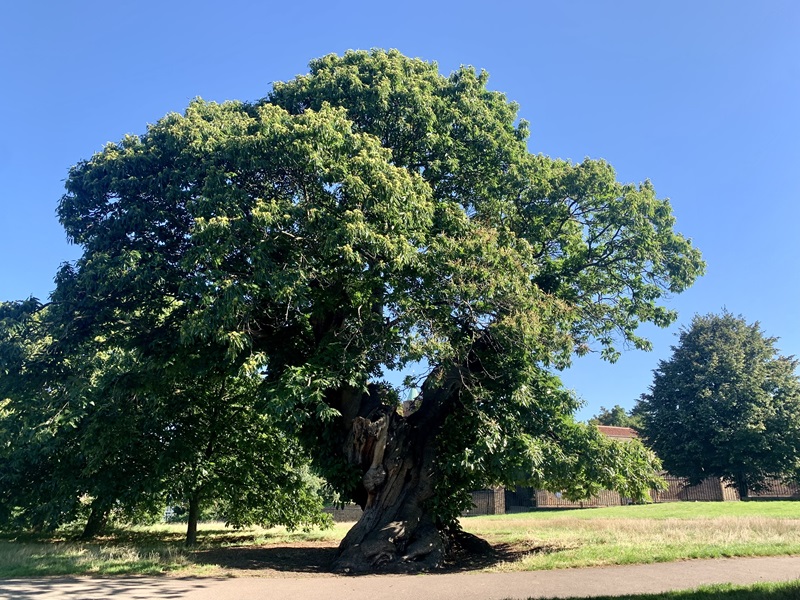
[[0, 299, 95, 531], [2, 50, 704, 534], [431, 371, 663, 522], [589, 404, 643, 430], [0, 298, 328, 536], [637, 312, 800, 494]]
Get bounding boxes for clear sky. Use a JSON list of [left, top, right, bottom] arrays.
[[2, 1, 798, 421]]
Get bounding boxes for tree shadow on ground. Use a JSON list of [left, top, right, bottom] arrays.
[[0, 577, 210, 600], [192, 545, 339, 573], [440, 533, 564, 574], [190, 538, 563, 575]]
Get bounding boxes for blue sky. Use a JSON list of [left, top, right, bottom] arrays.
[[2, 1, 798, 421]]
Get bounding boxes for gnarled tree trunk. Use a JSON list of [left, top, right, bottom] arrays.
[[331, 371, 465, 574]]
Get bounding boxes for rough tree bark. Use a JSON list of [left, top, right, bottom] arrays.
[[330, 369, 471, 574]]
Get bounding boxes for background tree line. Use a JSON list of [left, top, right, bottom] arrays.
[[589, 311, 800, 498]]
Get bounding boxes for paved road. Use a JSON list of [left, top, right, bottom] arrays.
[[1, 556, 799, 599]]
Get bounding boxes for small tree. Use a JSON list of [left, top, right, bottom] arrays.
[[637, 312, 800, 498], [588, 405, 642, 430], [0, 300, 328, 543]]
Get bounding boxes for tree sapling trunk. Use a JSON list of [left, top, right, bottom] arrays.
[[80, 497, 111, 539], [736, 473, 750, 500], [186, 493, 201, 546]]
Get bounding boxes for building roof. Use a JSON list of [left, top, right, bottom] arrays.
[[596, 425, 638, 439]]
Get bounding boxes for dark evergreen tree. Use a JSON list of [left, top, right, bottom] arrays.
[[637, 312, 800, 498]]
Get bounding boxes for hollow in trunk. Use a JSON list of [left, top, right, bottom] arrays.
[[330, 373, 472, 573]]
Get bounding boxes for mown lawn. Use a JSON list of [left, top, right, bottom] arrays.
[[0, 502, 798, 578], [515, 580, 800, 600], [463, 502, 800, 571]]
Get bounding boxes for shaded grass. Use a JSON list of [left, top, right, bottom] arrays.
[[514, 579, 800, 600], [0, 522, 353, 578], [99, 521, 350, 546]]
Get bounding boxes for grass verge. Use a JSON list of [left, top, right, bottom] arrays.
[[463, 503, 800, 571], [513, 579, 800, 600]]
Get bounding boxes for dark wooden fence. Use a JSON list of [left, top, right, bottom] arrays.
[[749, 479, 800, 499], [500, 477, 799, 511], [650, 475, 738, 502], [504, 486, 536, 512], [465, 488, 506, 516], [651, 475, 799, 502]]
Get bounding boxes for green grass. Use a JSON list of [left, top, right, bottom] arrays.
[[462, 503, 800, 571], [0, 502, 798, 578], [484, 501, 800, 521], [0, 540, 197, 577], [0, 521, 353, 578], [514, 580, 800, 600]]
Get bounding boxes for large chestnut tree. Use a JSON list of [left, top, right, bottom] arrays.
[[15, 50, 702, 571]]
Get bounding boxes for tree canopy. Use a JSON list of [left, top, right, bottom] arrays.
[[0, 298, 328, 542], [588, 405, 643, 430], [0, 49, 704, 570], [636, 311, 800, 498]]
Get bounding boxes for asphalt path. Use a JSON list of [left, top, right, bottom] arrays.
[[1, 556, 799, 599]]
